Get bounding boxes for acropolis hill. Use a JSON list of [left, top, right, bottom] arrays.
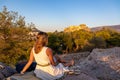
[[64, 24, 90, 32]]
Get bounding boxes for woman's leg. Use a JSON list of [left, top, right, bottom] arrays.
[[54, 54, 74, 67], [62, 59, 74, 67]]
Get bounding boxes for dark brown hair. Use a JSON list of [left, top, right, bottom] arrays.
[[34, 31, 48, 53]]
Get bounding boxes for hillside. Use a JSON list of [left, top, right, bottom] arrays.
[[64, 24, 120, 32], [91, 25, 120, 32], [64, 24, 90, 32]]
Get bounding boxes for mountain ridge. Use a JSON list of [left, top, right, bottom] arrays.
[[91, 24, 120, 32]]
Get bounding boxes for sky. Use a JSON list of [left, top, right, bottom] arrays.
[[0, 0, 120, 32]]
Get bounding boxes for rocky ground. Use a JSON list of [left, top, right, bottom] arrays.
[[8, 47, 120, 80], [63, 47, 120, 80]]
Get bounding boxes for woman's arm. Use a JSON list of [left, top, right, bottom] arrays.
[[54, 54, 67, 63], [21, 48, 34, 74], [46, 48, 56, 66]]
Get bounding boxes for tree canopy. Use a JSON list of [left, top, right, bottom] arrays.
[[0, 6, 120, 65]]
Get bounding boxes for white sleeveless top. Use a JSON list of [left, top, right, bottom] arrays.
[[33, 47, 50, 65], [32, 46, 68, 80]]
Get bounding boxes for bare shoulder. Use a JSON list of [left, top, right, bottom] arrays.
[[46, 47, 52, 52], [46, 47, 53, 56]]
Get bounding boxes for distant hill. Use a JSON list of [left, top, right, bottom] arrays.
[[91, 25, 120, 32], [64, 24, 90, 32]]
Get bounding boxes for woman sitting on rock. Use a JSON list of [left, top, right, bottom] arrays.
[[21, 31, 74, 80]]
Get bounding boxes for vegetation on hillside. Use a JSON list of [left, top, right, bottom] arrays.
[[0, 7, 120, 65], [0, 6, 35, 65]]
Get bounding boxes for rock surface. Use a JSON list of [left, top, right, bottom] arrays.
[[65, 47, 120, 80], [7, 72, 40, 80], [8, 47, 120, 80]]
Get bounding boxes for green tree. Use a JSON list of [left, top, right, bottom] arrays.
[[62, 32, 74, 53], [89, 36, 106, 48], [0, 6, 34, 65], [72, 30, 92, 51], [106, 32, 120, 47], [95, 27, 111, 40], [47, 32, 61, 53]]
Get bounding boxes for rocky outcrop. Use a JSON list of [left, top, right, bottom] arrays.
[[7, 72, 40, 80], [0, 62, 16, 80], [64, 24, 90, 32], [68, 47, 120, 80], [7, 47, 120, 80]]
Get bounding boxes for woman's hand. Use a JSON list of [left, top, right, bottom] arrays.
[[20, 71, 25, 74]]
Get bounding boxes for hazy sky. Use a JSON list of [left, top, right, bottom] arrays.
[[0, 0, 120, 32]]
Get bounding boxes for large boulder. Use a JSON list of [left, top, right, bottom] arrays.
[[70, 47, 120, 80], [0, 62, 16, 80]]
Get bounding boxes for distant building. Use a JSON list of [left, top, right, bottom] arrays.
[[28, 27, 41, 40], [29, 27, 41, 36]]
